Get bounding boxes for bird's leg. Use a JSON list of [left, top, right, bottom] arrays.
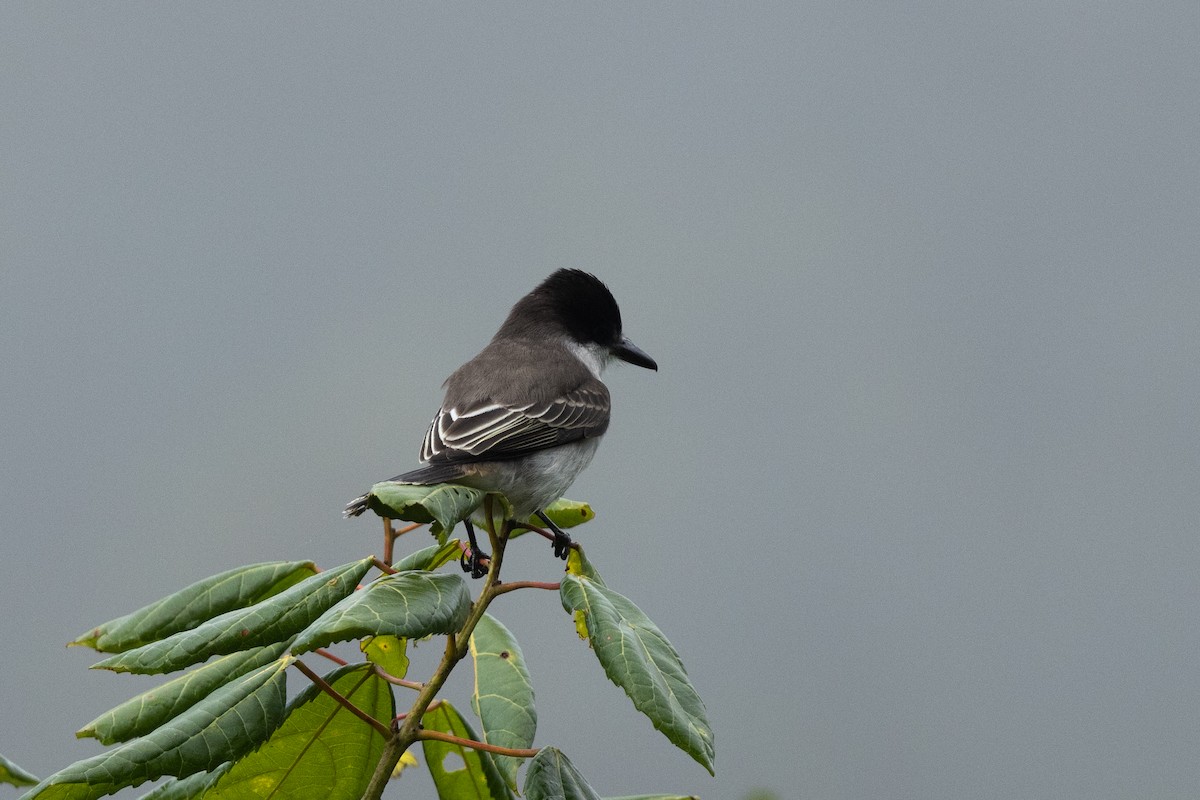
[[460, 519, 490, 579], [536, 510, 573, 560]]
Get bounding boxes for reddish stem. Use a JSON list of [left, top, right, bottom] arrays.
[[492, 580, 561, 596], [416, 728, 540, 759], [293, 659, 391, 739]]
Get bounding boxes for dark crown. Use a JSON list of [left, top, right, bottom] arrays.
[[499, 269, 623, 344]]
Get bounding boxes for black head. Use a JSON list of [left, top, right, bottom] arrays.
[[499, 269, 622, 345], [497, 269, 658, 370]]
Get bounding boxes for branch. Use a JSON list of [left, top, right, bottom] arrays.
[[382, 518, 395, 566], [315, 648, 349, 666], [360, 519, 516, 800], [382, 520, 423, 565], [293, 659, 392, 739], [373, 665, 423, 690], [416, 728, 540, 759], [492, 580, 561, 596]]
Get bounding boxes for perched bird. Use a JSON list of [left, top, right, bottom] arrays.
[[345, 269, 657, 577]]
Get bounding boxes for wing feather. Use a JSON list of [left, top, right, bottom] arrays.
[[420, 381, 610, 463]]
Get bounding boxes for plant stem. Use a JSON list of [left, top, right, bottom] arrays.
[[360, 519, 514, 800], [382, 518, 395, 566], [315, 648, 349, 666], [294, 659, 391, 739], [416, 728, 540, 758], [372, 557, 398, 575], [492, 580, 562, 596], [373, 666, 423, 690]]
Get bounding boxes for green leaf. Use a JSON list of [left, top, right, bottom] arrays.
[[470, 614, 536, 791], [604, 796, 700, 800], [94, 558, 374, 675], [538, 497, 595, 529], [560, 575, 715, 776], [79, 641, 293, 744], [565, 547, 604, 585], [72, 561, 317, 652], [511, 498, 596, 539], [393, 539, 463, 572], [524, 748, 600, 800], [202, 663, 395, 800], [361, 634, 409, 679], [1, 753, 38, 787], [21, 659, 290, 800], [137, 766, 229, 800], [564, 548, 604, 641], [421, 701, 513, 800], [363, 482, 484, 539], [291, 571, 470, 654]]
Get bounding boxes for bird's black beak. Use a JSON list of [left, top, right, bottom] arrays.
[[613, 336, 658, 371]]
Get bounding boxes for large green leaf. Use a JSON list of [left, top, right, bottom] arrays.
[[524, 748, 600, 800], [94, 558, 374, 675], [470, 613, 536, 791], [421, 701, 513, 800], [291, 571, 470, 655], [20, 659, 290, 800], [72, 561, 317, 652], [1, 754, 38, 787], [202, 663, 394, 800], [560, 575, 715, 776], [363, 482, 484, 538], [79, 641, 292, 744]]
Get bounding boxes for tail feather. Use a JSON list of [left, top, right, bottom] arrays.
[[343, 493, 372, 518], [389, 462, 471, 485], [343, 462, 471, 518]]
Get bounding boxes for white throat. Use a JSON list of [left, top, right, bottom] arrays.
[[565, 339, 609, 379]]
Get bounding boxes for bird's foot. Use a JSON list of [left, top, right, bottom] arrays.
[[460, 547, 490, 579], [551, 529, 573, 560], [535, 510, 574, 560]]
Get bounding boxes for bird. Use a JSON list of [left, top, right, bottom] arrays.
[[345, 268, 657, 577]]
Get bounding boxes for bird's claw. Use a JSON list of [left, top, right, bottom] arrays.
[[460, 547, 490, 579], [551, 529, 573, 560]]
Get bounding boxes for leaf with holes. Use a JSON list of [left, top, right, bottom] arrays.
[[421, 701, 513, 800], [560, 575, 715, 776], [470, 613, 536, 791], [72, 561, 317, 652], [291, 571, 470, 655], [93, 558, 374, 675]]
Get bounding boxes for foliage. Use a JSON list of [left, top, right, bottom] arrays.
[[14, 487, 713, 800]]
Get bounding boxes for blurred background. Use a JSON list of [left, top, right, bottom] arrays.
[[3, 4, 1198, 798]]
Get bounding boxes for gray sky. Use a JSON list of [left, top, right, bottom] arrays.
[[3, 4, 1198, 799]]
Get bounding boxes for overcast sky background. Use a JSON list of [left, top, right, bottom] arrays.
[[3, 4, 1198, 799]]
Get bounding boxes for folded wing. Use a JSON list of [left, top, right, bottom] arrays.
[[421, 382, 611, 463]]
